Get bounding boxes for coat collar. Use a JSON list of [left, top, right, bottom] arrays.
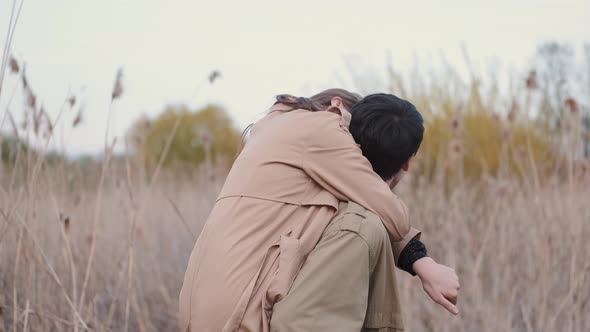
[[270, 103, 351, 129]]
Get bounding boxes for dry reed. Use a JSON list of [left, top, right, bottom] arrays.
[[0, 153, 588, 331]]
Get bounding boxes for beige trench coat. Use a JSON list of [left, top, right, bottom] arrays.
[[179, 104, 419, 332]]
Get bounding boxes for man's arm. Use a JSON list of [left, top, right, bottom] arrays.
[[397, 238, 461, 315], [392, 227, 422, 267], [388, 173, 460, 315], [414, 257, 461, 315], [397, 237, 428, 275]]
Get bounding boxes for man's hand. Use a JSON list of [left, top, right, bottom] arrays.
[[413, 257, 460, 315]]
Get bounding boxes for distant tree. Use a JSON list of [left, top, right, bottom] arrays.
[[1, 134, 30, 164], [528, 41, 590, 158], [128, 104, 241, 170], [532, 42, 575, 129], [0, 134, 66, 168]]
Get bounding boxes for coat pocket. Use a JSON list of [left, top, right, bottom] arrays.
[[263, 235, 303, 316]]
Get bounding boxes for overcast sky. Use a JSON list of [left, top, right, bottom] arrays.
[[0, 0, 588, 155]]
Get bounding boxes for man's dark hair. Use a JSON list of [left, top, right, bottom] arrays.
[[349, 93, 424, 179]]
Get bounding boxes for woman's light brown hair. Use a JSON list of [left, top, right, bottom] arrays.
[[274, 88, 362, 112]]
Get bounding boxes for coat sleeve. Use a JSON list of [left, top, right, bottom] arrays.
[[392, 227, 421, 266], [301, 119, 410, 242]]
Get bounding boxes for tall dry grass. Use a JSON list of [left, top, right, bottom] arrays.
[[397, 171, 590, 331], [0, 160, 224, 331], [2, 89, 590, 332], [1, 157, 588, 331]]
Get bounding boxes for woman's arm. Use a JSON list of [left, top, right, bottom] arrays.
[[302, 117, 410, 242]]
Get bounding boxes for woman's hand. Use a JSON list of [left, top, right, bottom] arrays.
[[413, 257, 461, 315]]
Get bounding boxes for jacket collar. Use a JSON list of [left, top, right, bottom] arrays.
[[270, 103, 352, 129]]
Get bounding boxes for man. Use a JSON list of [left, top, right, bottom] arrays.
[[271, 94, 460, 331]]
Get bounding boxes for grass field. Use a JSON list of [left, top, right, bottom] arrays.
[[1, 36, 589, 331], [1, 158, 588, 332]]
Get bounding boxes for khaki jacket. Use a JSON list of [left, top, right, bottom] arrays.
[[179, 104, 419, 332], [271, 202, 408, 331]]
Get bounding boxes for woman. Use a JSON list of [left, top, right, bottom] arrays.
[[179, 89, 411, 332]]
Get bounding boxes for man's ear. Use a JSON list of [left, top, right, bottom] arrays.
[[402, 159, 411, 172]]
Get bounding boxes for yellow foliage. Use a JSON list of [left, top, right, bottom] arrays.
[[130, 105, 241, 170], [390, 76, 555, 183], [417, 108, 553, 182]]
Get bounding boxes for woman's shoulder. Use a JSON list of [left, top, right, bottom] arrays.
[[258, 106, 346, 131], [248, 106, 354, 151]]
